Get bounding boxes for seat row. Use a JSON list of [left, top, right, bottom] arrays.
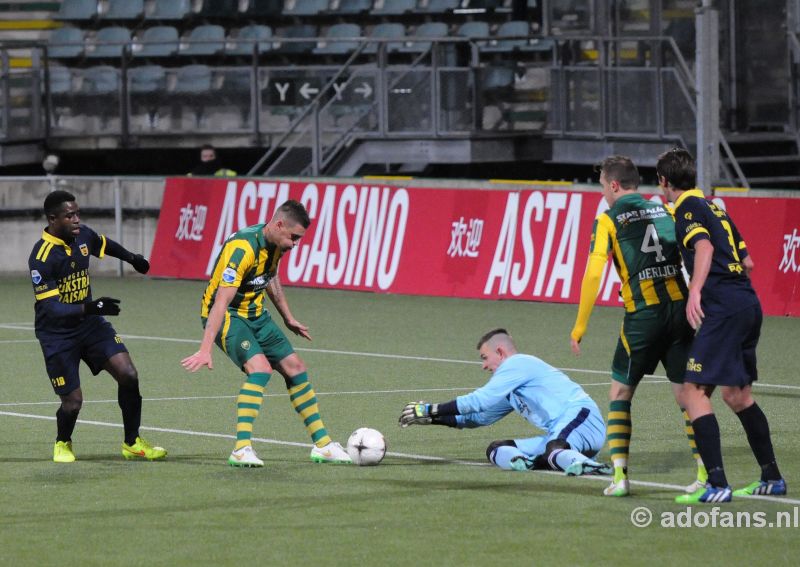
[[48, 20, 552, 59], [58, 0, 513, 22]]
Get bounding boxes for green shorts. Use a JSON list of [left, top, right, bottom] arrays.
[[204, 311, 295, 370], [611, 300, 693, 386]]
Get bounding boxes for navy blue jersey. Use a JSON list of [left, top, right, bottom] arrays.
[[28, 225, 108, 339], [673, 189, 757, 315]]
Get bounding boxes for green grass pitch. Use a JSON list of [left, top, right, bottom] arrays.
[[1, 276, 799, 566]]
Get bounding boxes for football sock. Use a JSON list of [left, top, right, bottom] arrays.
[[118, 383, 142, 446], [491, 445, 526, 470], [285, 372, 331, 448], [550, 449, 591, 472], [234, 372, 271, 451], [735, 403, 782, 481], [56, 406, 79, 442], [691, 414, 728, 487], [682, 409, 706, 479], [607, 400, 631, 481]]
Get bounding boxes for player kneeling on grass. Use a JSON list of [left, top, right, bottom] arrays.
[[399, 329, 612, 476], [181, 200, 351, 467], [29, 190, 166, 463]]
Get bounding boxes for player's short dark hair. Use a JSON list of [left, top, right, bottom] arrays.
[[200, 143, 215, 152], [656, 147, 696, 190], [43, 190, 76, 216], [277, 199, 311, 228], [476, 328, 510, 350], [597, 155, 640, 189]]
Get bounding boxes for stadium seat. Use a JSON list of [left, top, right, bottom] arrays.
[[48, 66, 74, 94], [371, 0, 416, 15], [313, 23, 362, 55], [87, 26, 131, 58], [456, 20, 490, 46], [274, 24, 318, 54], [48, 27, 85, 59], [364, 22, 405, 54], [331, 0, 372, 15], [198, 0, 240, 18], [101, 0, 144, 20], [226, 25, 274, 56], [240, 0, 284, 17], [283, 0, 329, 17], [134, 26, 180, 57], [399, 22, 448, 53], [57, 0, 97, 21], [174, 65, 213, 94], [181, 25, 226, 56], [145, 0, 193, 20], [81, 65, 120, 94], [128, 65, 167, 93], [415, 0, 458, 14]]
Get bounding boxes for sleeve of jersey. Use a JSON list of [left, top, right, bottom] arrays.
[[456, 365, 525, 415], [570, 216, 611, 341], [83, 226, 107, 258], [456, 402, 514, 428], [29, 257, 82, 318], [216, 241, 255, 288], [678, 200, 711, 250]]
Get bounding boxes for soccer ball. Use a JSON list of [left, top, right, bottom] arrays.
[[346, 427, 386, 466]]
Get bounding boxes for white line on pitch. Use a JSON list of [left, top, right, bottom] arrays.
[[1, 409, 797, 506], [3, 325, 799, 390]]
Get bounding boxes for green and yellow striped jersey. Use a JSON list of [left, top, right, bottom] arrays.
[[593, 193, 687, 312], [201, 224, 283, 320]]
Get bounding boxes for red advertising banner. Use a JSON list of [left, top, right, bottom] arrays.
[[150, 178, 800, 316]]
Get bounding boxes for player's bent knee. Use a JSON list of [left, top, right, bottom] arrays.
[[486, 439, 516, 464], [544, 439, 570, 453]]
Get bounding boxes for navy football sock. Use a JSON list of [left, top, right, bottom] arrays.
[[736, 403, 782, 481], [691, 414, 728, 488]]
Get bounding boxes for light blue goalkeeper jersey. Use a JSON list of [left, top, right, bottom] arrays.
[[455, 354, 597, 433]]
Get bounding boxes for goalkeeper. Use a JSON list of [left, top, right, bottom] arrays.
[[399, 329, 611, 475]]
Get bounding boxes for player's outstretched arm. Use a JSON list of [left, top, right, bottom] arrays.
[[267, 276, 311, 341], [687, 239, 713, 330], [181, 287, 237, 372], [103, 238, 150, 274]]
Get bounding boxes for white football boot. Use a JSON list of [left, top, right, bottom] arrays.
[[310, 441, 353, 464], [228, 445, 264, 468]]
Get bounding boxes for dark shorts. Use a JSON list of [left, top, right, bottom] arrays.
[[685, 303, 762, 387], [39, 317, 128, 395], [207, 311, 295, 370], [612, 300, 694, 386]]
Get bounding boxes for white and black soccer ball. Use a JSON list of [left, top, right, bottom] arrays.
[[346, 427, 386, 466]]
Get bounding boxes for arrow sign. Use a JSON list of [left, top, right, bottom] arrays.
[[299, 82, 320, 99], [354, 82, 373, 99]]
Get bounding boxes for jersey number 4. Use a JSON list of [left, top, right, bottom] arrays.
[[640, 224, 666, 262]]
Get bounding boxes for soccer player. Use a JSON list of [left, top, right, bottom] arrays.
[[28, 190, 166, 463], [569, 155, 705, 497], [657, 147, 786, 503], [399, 329, 612, 477], [181, 200, 351, 467]]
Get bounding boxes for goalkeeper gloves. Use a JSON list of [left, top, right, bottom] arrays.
[[85, 297, 121, 316], [130, 254, 150, 274], [399, 401, 439, 428]]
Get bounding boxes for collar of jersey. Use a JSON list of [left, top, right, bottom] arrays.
[[674, 188, 705, 210], [41, 229, 72, 256]]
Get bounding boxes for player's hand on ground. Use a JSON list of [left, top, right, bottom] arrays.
[[181, 350, 213, 372], [130, 254, 150, 274], [570, 337, 581, 356], [399, 401, 434, 428], [85, 297, 121, 316], [284, 318, 312, 341]]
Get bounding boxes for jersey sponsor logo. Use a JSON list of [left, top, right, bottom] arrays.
[[79, 243, 89, 256], [684, 212, 693, 220], [31, 269, 42, 284], [687, 358, 703, 372], [222, 267, 237, 283], [728, 262, 743, 274], [246, 274, 273, 291]]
